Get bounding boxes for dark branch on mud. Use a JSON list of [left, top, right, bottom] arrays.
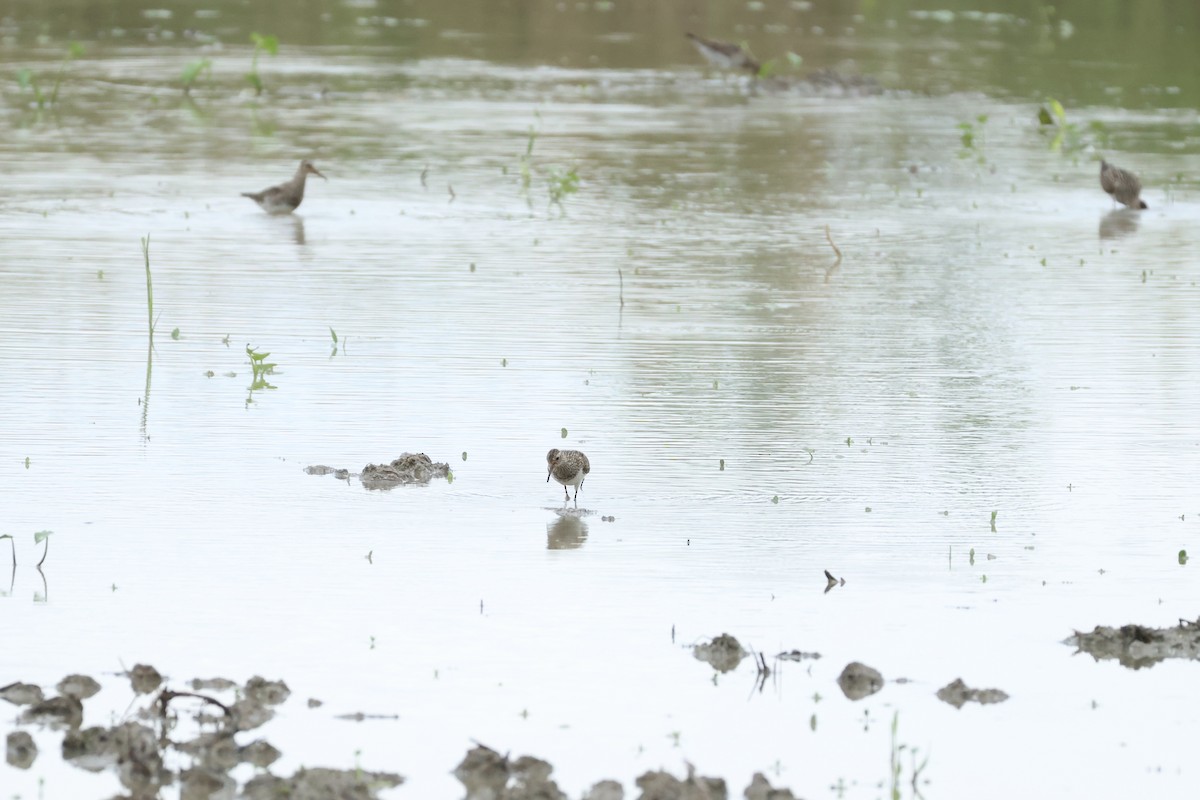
[[157, 688, 231, 716]]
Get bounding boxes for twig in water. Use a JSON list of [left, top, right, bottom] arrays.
[[157, 688, 231, 716], [825, 224, 842, 261], [447, 184, 456, 203], [618, 268, 625, 307], [420, 166, 428, 188]]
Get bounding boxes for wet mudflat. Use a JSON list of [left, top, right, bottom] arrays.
[[2, 1, 1199, 798]]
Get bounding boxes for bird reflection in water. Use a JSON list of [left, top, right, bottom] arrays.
[[290, 216, 306, 246], [546, 512, 588, 550], [1099, 209, 1141, 241]]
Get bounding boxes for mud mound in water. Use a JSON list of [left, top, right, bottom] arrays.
[[1066, 617, 1200, 669], [306, 452, 451, 490]]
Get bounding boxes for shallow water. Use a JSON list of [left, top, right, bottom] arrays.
[[2, 1, 1199, 798]]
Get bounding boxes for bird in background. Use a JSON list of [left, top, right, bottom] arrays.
[[1099, 159, 1147, 209], [242, 160, 326, 215], [546, 449, 590, 502], [685, 32, 761, 75]]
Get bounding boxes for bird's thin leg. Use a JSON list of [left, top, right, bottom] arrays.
[[563, 485, 569, 500]]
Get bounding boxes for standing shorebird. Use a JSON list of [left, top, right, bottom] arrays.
[[685, 32, 761, 74], [242, 160, 326, 215], [1099, 159, 1147, 209], [546, 448, 590, 502]]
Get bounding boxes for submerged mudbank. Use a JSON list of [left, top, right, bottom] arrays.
[[306, 452, 451, 489], [454, 743, 797, 800], [2, 668, 402, 798], [761, 68, 883, 97], [936, 678, 1009, 709], [1067, 617, 1200, 669], [692, 634, 747, 673]]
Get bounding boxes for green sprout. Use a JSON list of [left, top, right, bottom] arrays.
[[246, 33, 279, 95], [181, 58, 212, 94], [141, 235, 159, 340], [547, 167, 580, 209], [245, 344, 278, 403]]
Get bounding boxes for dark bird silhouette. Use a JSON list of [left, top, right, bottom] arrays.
[[242, 160, 326, 215]]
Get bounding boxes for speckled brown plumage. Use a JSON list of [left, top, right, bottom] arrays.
[[242, 160, 326, 215], [546, 448, 590, 501], [1100, 159, 1147, 210]]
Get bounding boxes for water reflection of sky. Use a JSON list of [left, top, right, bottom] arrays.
[[1, 7, 1199, 799]]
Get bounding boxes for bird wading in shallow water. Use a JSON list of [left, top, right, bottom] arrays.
[[685, 32, 761, 74], [1099, 159, 1147, 209], [242, 160, 326, 214], [546, 449, 590, 502]]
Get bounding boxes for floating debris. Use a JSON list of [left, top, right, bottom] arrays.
[[56, 674, 101, 700], [936, 678, 1010, 709], [823, 569, 845, 593], [334, 712, 400, 722], [309, 453, 451, 490], [692, 633, 747, 673], [190, 677, 238, 692], [0, 681, 45, 706], [836, 662, 884, 700], [1066, 618, 1200, 669], [776, 649, 821, 662], [5, 731, 37, 769]]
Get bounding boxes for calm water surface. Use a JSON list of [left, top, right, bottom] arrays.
[[2, 1, 1198, 798]]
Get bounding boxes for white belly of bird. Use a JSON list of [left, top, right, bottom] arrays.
[[554, 470, 584, 487]]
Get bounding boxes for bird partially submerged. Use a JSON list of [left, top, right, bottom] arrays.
[[242, 160, 326, 215], [685, 32, 761, 74], [1099, 159, 1147, 209]]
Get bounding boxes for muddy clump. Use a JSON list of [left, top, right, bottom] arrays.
[[308, 452, 451, 490], [936, 678, 1009, 709], [1066, 618, 1200, 669], [6, 731, 37, 769], [0, 681, 45, 706], [693, 634, 747, 673], [636, 765, 727, 799], [453, 744, 568, 799], [836, 662, 883, 700], [585, 780, 625, 800], [20, 694, 84, 730], [744, 772, 796, 800], [243, 767, 404, 800], [56, 674, 101, 700], [128, 663, 164, 694], [63, 721, 168, 793], [8, 668, 403, 800]]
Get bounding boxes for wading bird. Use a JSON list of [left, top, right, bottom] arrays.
[[242, 160, 326, 215], [546, 448, 590, 502], [1099, 159, 1147, 209]]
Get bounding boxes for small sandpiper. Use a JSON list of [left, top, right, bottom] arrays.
[[546, 448, 590, 502], [242, 160, 326, 215], [685, 32, 761, 74], [1099, 159, 1147, 209]]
